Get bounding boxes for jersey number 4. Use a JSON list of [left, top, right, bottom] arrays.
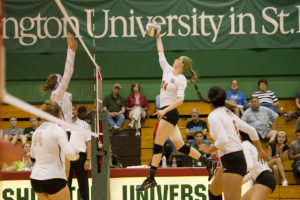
[[233, 120, 239, 135], [161, 81, 168, 90]]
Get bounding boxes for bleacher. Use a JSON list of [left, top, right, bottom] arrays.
[[1, 100, 300, 199]]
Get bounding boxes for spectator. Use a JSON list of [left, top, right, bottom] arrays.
[[103, 83, 126, 133], [226, 79, 247, 117], [288, 129, 300, 178], [297, 117, 300, 131], [185, 108, 208, 144], [267, 131, 289, 186], [252, 79, 279, 113], [68, 104, 91, 200], [22, 142, 34, 171], [296, 91, 300, 116], [78, 106, 92, 125], [126, 83, 149, 136], [242, 96, 278, 142], [191, 132, 210, 166], [24, 116, 38, 141], [1, 160, 24, 171], [155, 94, 160, 110], [3, 117, 25, 145]]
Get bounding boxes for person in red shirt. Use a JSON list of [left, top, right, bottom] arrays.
[[126, 83, 148, 136]]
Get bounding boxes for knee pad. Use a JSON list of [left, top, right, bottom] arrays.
[[153, 143, 163, 154], [208, 190, 223, 200], [178, 144, 191, 155]]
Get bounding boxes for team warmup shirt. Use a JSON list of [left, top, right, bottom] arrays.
[[208, 107, 259, 157], [30, 122, 79, 180], [51, 49, 75, 124], [242, 141, 270, 182], [158, 52, 187, 108]]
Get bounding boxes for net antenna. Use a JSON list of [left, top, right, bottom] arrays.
[[54, 0, 103, 135]]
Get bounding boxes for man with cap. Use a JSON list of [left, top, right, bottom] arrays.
[[103, 83, 126, 133]]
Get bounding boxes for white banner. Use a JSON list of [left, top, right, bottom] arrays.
[[0, 176, 251, 200]]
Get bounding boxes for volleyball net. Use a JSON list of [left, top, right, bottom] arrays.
[[1, 0, 103, 139]]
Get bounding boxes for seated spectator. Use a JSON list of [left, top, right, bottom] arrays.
[[242, 96, 278, 142], [252, 79, 279, 113], [155, 94, 160, 109], [267, 131, 289, 186], [191, 132, 210, 166], [226, 79, 247, 117], [103, 83, 125, 133], [22, 142, 34, 171], [288, 129, 300, 178], [296, 91, 300, 116], [24, 116, 38, 141], [126, 83, 149, 136], [185, 108, 208, 144], [3, 117, 26, 145], [1, 160, 24, 171]]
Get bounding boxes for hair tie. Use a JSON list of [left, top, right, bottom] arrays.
[[54, 74, 61, 90]]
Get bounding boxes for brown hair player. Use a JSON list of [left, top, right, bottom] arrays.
[[136, 32, 208, 192]]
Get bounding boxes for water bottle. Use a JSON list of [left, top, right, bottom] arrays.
[[280, 107, 284, 116], [162, 156, 167, 168], [172, 157, 177, 167]]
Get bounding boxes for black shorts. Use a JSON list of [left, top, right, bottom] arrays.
[[255, 170, 276, 192], [221, 151, 247, 177], [30, 178, 67, 194], [160, 106, 179, 126]]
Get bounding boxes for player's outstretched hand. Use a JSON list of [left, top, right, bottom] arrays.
[[67, 32, 77, 52]]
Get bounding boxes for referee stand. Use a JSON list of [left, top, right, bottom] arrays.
[[91, 110, 111, 200]]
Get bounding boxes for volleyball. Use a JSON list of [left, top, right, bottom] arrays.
[[146, 21, 161, 37]]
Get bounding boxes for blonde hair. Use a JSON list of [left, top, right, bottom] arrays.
[[41, 100, 61, 117], [41, 74, 57, 92], [185, 58, 197, 83]]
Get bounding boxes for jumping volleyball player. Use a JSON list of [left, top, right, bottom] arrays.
[[240, 131, 276, 200], [198, 86, 268, 200], [41, 32, 77, 177], [136, 31, 207, 191]]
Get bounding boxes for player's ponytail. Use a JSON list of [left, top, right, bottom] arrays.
[[42, 74, 58, 92]]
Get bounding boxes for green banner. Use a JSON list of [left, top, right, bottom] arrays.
[[3, 0, 300, 52]]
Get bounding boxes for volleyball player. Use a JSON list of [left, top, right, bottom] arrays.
[[198, 86, 267, 200], [240, 131, 276, 200], [30, 100, 79, 200], [136, 33, 206, 191], [41, 32, 77, 177]]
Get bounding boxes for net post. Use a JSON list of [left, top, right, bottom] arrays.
[[91, 110, 110, 200]]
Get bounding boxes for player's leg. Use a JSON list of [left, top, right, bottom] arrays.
[[48, 185, 70, 200], [208, 166, 223, 200]]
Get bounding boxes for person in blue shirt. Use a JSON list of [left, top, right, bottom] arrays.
[[226, 79, 247, 117]]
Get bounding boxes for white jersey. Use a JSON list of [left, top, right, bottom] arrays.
[[208, 107, 259, 157], [242, 141, 270, 182], [158, 52, 187, 108], [30, 122, 79, 180], [70, 118, 91, 153], [51, 49, 75, 124]]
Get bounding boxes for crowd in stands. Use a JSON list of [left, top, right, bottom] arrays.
[[1, 79, 300, 187]]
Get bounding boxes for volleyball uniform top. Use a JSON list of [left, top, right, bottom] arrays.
[[30, 122, 79, 180], [51, 49, 75, 124], [158, 52, 187, 108], [242, 141, 270, 182], [208, 107, 259, 157]]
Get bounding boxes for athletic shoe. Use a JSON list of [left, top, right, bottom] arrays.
[[135, 130, 140, 136], [136, 177, 157, 192], [282, 179, 288, 186], [128, 120, 134, 128]]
